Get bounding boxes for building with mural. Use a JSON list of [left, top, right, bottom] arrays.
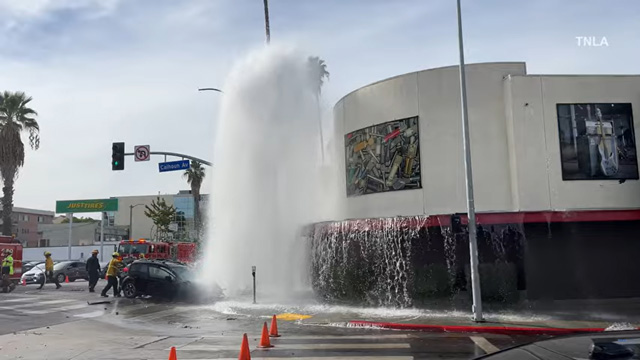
[[312, 62, 640, 305]]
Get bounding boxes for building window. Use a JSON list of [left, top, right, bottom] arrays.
[[37, 216, 44, 223], [39, 239, 50, 247], [23, 215, 29, 222], [105, 212, 115, 227], [174, 197, 194, 219]]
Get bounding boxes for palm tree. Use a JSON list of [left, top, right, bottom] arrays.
[[183, 161, 205, 239], [307, 56, 330, 162], [0, 91, 40, 236]]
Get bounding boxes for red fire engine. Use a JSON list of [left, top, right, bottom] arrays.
[[116, 239, 197, 264], [0, 235, 23, 285]]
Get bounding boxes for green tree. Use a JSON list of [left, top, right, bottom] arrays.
[[61, 216, 98, 224], [144, 197, 176, 236], [183, 161, 205, 237], [0, 91, 40, 236], [307, 56, 329, 161]]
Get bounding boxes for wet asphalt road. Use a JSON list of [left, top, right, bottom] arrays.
[[0, 281, 546, 360]]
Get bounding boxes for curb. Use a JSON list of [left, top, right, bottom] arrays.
[[348, 320, 607, 336]]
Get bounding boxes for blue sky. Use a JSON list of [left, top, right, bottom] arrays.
[[0, 0, 638, 212]]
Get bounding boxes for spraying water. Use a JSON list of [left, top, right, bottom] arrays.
[[201, 44, 339, 300]]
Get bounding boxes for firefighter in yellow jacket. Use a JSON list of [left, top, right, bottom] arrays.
[[1, 249, 15, 293], [39, 251, 61, 289], [101, 252, 122, 297]]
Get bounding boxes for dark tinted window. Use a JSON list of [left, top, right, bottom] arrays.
[[130, 263, 148, 277], [149, 265, 174, 280]]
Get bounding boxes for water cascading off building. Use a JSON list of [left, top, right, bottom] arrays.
[[310, 61, 640, 306]]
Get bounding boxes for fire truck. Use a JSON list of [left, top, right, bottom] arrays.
[[116, 239, 197, 264], [0, 235, 22, 286]]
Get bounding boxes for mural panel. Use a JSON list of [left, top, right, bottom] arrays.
[[557, 103, 638, 180], [345, 116, 421, 196]]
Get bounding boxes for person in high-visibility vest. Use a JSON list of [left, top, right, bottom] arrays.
[[38, 251, 61, 290], [1, 249, 15, 293], [101, 252, 122, 297]]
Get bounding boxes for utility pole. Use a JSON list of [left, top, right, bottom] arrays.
[[129, 204, 144, 241], [456, 0, 483, 322], [67, 213, 73, 260], [263, 0, 271, 44], [100, 212, 105, 262], [129, 205, 133, 241]]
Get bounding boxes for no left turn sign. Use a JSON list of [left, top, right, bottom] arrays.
[[134, 145, 150, 162]]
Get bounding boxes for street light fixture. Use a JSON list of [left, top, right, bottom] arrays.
[[129, 204, 145, 241], [198, 88, 223, 93]]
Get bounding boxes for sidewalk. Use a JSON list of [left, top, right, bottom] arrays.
[[296, 297, 640, 336]]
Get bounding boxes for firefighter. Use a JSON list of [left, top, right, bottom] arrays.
[[139, 253, 146, 259], [38, 251, 61, 290], [1, 249, 15, 293], [86, 249, 100, 292], [101, 252, 122, 297]]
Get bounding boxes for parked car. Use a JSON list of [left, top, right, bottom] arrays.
[[22, 261, 44, 274], [99, 261, 110, 279], [120, 260, 197, 300], [20, 263, 51, 284], [21, 261, 88, 285], [54, 261, 89, 283]]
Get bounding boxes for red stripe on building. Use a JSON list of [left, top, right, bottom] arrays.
[[315, 209, 640, 233]]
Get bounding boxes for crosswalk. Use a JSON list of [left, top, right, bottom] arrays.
[[0, 292, 511, 359], [0, 295, 102, 318], [135, 332, 503, 359]]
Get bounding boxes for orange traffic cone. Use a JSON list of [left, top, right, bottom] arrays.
[[238, 333, 251, 360], [65, 275, 70, 283], [269, 315, 280, 337], [257, 322, 273, 348], [168, 346, 177, 360]]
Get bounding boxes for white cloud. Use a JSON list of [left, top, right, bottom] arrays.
[[0, 0, 119, 18]]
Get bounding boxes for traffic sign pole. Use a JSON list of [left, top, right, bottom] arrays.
[[122, 151, 212, 166]]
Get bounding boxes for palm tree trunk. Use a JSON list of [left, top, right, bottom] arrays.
[[316, 95, 325, 163], [1, 169, 15, 236], [192, 188, 201, 241]]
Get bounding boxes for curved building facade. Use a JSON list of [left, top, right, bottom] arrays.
[[333, 62, 640, 219], [310, 62, 640, 305]]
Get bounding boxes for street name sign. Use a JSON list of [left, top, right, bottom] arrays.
[[159, 160, 190, 172], [56, 198, 119, 213]]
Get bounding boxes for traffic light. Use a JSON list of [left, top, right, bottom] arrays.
[[112, 142, 125, 171]]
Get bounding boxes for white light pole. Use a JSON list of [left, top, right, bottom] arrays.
[[129, 204, 145, 241], [456, 0, 483, 322], [67, 213, 73, 260], [100, 212, 105, 262], [263, 0, 271, 44]]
